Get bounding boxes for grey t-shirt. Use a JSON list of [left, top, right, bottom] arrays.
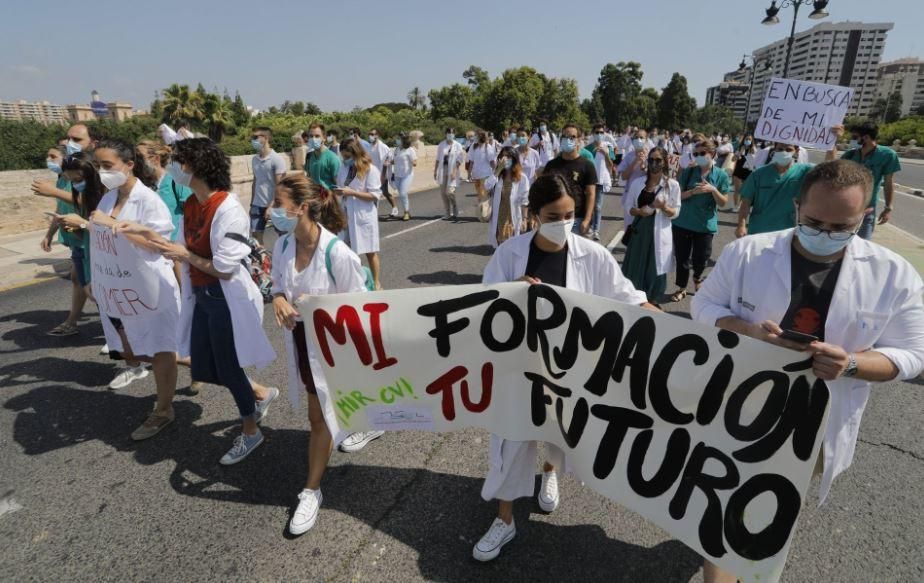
[[251, 150, 287, 208]]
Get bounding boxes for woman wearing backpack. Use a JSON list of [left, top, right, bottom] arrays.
[[269, 174, 372, 536], [335, 137, 382, 290], [122, 138, 279, 463]]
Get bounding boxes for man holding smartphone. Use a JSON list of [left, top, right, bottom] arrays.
[[691, 159, 924, 583]]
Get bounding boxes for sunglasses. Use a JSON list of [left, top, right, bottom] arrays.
[[693, 151, 709, 156]]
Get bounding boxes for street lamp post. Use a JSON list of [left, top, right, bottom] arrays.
[[739, 56, 774, 132], [761, 0, 830, 78]]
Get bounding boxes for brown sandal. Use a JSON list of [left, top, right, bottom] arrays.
[[670, 289, 688, 302]]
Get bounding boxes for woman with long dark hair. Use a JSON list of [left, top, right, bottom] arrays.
[[621, 146, 681, 303], [731, 134, 757, 212], [485, 146, 530, 248]]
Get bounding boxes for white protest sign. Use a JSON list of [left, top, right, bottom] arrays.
[[755, 77, 854, 150], [300, 283, 829, 583], [89, 222, 161, 319]]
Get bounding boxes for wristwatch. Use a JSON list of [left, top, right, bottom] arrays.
[[842, 353, 859, 378], [80, 222, 88, 230], [883, 206, 893, 212]]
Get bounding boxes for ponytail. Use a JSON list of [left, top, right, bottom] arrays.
[[277, 174, 346, 233]]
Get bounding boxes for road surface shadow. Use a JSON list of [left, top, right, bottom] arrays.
[[0, 309, 104, 353], [430, 244, 494, 257], [408, 271, 483, 285]]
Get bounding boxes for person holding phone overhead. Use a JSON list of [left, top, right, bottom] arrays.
[[691, 160, 924, 583]]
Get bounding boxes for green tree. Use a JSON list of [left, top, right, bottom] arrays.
[[202, 92, 233, 142], [230, 91, 250, 127], [539, 77, 588, 130], [428, 83, 474, 121], [477, 67, 546, 131], [462, 65, 490, 88], [161, 84, 204, 126], [657, 73, 696, 130], [690, 105, 744, 137], [407, 87, 427, 110], [627, 89, 659, 130], [590, 62, 644, 131]]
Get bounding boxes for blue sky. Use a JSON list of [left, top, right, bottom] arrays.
[[2, 0, 920, 113]]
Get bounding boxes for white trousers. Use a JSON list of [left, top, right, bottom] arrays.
[[481, 435, 567, 502]]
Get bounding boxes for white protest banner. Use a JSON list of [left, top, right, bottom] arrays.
[[89, 222, 161, 319], [300, 283, 829, 582], [755, 77, 854, 150]]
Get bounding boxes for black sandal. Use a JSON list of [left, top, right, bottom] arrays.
[[670, 289, 688, 302]]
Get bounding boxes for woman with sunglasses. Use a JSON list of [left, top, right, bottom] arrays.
[[670, 138, 730, 302], [621, 147, 681, 304]]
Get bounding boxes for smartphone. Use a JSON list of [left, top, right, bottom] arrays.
[[780, 329, 819, 344], [44, 211, 60, 218]]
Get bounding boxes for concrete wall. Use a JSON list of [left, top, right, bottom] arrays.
[[0, 145, 439, 237]]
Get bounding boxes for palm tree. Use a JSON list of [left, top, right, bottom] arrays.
[[161, 83, 204, 125], [202, 92, 233, 142], [407, 87, 427, 110]]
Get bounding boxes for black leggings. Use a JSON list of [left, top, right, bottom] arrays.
[[672, 225, 714, 289]]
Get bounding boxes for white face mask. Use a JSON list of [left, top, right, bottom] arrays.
[[167, 161, 193, 187], [99, 168, 128, 191], [537, 218, 574, 247]]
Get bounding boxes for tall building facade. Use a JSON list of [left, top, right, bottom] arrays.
[[876, 58, 924, 118], [706, 81, 751, 120], [742, 21, 893, 123], [0, 100, 69, 124]]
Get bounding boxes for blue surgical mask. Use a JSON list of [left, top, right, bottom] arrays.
[[560, 137, 576, 153], [46, 160, 62, 174], [270, 207, 298, 233], [744, 140, 752, 147], [65, 140, 82, 156], [849, 139, 859, 149], [796, 226, 853, 256], [307, 137, 322, 150], [251, 139, 263, 152], [632, 138, 644, 150], [446, 133, 455, 141], [503, 159, 512, 170], [539, 125, 547, 133], [772, 151, 794, 167], [167, 161, 193, 187], [395, 139, 402, 147], [695, 155, 712, 168], [596, 133, 606, 143], [343, 158, 354, 167], [73, 181, 86, 192], [517, 136, 527, 146]]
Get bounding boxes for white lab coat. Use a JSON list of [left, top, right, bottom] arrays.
[[271, 226, 368, 416], [97, 181, 181, 357], [528, 132, 559, 167], [593, 148, 614, 193], [691, 230, 924, 503], [470, 143, 498, 180], [435, 139, 464, 189], [175, 194, 276, 370], [336, 164, 382, 255], [369, 140, 391, 174], [481, 231, 648, 501], [485, 173, 530, 248], [624, 176, 682, 275], [517, 147, 541, 183]]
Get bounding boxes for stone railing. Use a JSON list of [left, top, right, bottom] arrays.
[[0, 145, 439, 237]]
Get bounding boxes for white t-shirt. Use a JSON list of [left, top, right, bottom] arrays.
[[469, 142, 498, 179], [393, 147, 417, 178], [517, 147, 541, 183]]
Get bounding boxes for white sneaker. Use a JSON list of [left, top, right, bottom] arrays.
[[538, 470, 560, 512], [472, 517, 516, 562], [100, 343, 110, 355], [108, 365, 149, 390], [338, 430, 385, 452], [389, 207, 400, 218], [592, 230, 601, 241], [289, 488, 323, 535]]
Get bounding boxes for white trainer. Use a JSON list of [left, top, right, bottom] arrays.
[[108, 365, 149, 390], [338, 430, 385, 452], [389, 207, 400, 218], [99, 343, 110, 355], [472, 517, 516, 562], [538, 470, 560, 512], [289, 488, 323, 535]]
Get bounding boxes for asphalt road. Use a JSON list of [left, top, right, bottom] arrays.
[[1, 183, 922, 583]]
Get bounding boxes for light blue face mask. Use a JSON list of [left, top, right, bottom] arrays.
[[342, 158, 354, 167], [796, 225, 853, 256], [695, 155, 712, 168], [632, 138, 644, 150], [517, 136, 527, 146], [65, 140, 82, 156], [47, 160, 62, 174], [596, 133, 606, 143], [270, 207, 298, 233], [503, 159, 512, 170], [560, 137, 576, 153], [251, 139, 263, 152], [772, 151, 793, 167], [307, 137, 322, 150], [73, 181, 86, 192], [744, 140, 752, 147]]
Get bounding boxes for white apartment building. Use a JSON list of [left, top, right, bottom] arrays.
[[875, 58, 924, 118], [744, 21, 893, 123], [0, 100, 69, 124]]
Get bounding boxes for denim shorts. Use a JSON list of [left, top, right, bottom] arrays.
[[249, 205, 268, 233], [71, 246, 89, 287]]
